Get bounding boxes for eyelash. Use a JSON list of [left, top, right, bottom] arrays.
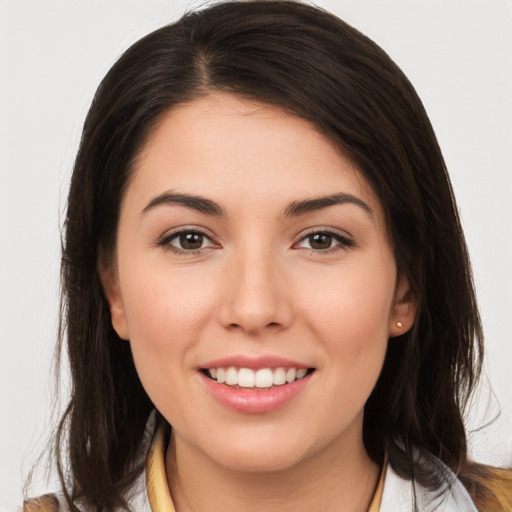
[[157, 229, 217, 255], [293, 228, 355, 254], [157, 228, 355, 255]]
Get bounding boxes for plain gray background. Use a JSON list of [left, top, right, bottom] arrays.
[[1, 0, 511, 508]]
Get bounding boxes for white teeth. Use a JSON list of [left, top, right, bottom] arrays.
[[238, 368, 255, 388], [296, 368, 307, 379], [273, 367, 286, 385], [226, 366, 238, 385], [216, 368, 226, 383], [255, 368, 274, 388], [207, 366, 310, 388], [285, 368, 296, 383]]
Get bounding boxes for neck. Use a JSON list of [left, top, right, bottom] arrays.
[[165, 423, 380, 512]]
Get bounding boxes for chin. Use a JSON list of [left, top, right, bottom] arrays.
[[218, 448, 306, 474], [202, 431, 309, 473]]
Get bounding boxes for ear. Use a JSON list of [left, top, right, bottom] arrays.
[[389, 273, 417, 337], [98, 262, 130, 340]]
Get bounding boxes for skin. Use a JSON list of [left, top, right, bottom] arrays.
[[101, 93, 416, 511]]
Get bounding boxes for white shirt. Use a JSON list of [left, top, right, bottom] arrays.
[[21, 426, 479, 512]]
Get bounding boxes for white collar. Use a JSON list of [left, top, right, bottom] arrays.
[[380, 458, 478, 512], [49, 422, 479, 512]]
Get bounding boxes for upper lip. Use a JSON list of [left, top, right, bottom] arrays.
[[200, 355, 311, 370]]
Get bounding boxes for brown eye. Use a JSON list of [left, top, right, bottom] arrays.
[[295, 230, 354, 252], [162, 230, 216, 252], [179, 232, 204, 250], [308, 233, 333, 250]]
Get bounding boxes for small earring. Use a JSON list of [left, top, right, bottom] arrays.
[[396, 321, 403, 328]]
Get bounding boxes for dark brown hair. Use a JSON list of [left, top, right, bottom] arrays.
[[53, 1, 486, 510]]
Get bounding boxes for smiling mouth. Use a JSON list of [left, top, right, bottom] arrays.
[[201, 367, 315, 389]]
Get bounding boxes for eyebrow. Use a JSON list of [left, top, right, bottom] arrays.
[[283, 193, 373, 218], [142, 191, 225, 217], [142, 191, 372, 219]]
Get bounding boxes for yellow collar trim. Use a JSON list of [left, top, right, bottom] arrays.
[[368, 458, 386, 512], [146, 425, 386, 512], [146, 426, 176, 512]]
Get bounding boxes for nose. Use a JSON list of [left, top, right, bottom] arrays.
[[218, 247, 293, 335]]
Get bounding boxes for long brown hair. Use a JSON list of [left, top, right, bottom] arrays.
[[52, 1, 490, 510]]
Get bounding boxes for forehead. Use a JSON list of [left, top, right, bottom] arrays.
[[127, 92, 383, 220]]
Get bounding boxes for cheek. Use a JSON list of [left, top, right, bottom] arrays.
[[121, 257, 215, 337], [299, 257, 395, 389], [301, 259, 396, 339], [117, 262, 216, 402]]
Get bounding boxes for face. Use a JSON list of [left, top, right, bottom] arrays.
[[102, 93, 415, 473]]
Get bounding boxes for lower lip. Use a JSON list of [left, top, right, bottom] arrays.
[[200, 372, 313, 414]]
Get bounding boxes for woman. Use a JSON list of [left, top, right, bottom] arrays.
[[22, 1, 512, 511]]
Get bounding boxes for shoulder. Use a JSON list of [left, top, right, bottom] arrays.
[[19, 415, 160, 512], [380, 457, 479, 512], [20, 468, 151, 512], [381, 455, 512, 512], [22, 495, 60, 512], [459, 462, 512, 512]]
